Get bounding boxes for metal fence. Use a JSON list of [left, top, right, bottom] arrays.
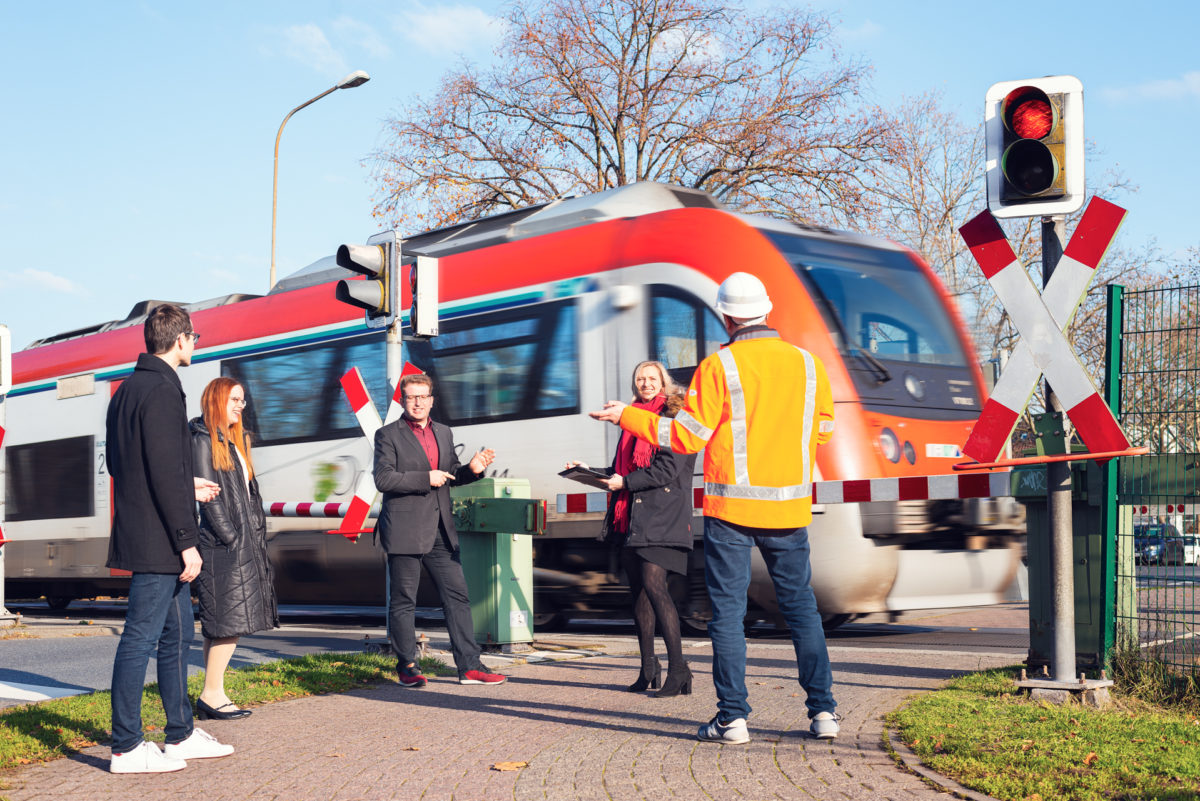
[[1110, 284, 1200, 673]]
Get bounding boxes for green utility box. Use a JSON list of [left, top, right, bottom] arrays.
[[450, 478, 542, 651], [1013, 461, 1107, 670]]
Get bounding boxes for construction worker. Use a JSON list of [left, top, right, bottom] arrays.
[[589, 271, 838, 744]]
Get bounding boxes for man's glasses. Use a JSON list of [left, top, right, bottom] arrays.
[[184, 331, 201, 343], [403, 394, 434, 404]]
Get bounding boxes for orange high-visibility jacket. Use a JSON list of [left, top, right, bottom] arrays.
[[620, 329, 834, 529]]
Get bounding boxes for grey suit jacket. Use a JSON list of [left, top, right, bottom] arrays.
[[373, 418, 483, 554]]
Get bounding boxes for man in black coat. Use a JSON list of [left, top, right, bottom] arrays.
[[106, 304, 233, 773], [373, 373, 505, 688]]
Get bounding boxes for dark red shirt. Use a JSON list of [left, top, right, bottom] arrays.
[[406, 417, 439, 469]]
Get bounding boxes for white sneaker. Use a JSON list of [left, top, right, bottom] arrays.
[[110, 741, 187, 774], [163, 727, 234, 760], [810, 711, 840, 739], [697, 715, 751, 744]]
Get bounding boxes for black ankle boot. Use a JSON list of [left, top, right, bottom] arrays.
[[655, 664, 692, 698], [628, 658, 661, 692]]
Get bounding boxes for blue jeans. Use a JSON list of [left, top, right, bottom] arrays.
[[703, 517, 835, 722], [110, 573, 195, 752]]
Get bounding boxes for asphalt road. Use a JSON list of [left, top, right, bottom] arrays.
[[0, 600, 1031, 708]]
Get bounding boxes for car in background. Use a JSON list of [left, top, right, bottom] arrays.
[[1134, 524, 1196, 565]]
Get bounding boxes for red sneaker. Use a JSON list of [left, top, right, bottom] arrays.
[[459, 669, 506, 685], [398, 667, 427, 688]]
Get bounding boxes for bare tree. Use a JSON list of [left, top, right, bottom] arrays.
[[371, 0, 890, 230]]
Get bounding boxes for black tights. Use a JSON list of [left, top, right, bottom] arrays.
[[622, 550, 685, 671]]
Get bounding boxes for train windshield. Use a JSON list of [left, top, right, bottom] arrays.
[[764, 231, 967, 367]]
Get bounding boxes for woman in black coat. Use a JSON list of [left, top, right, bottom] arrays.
[[568, 361, 698, 697], [190, 377, 278, 720]]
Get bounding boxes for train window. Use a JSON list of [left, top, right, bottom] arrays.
[[404, 300, 578, 425], [765, 231, 967, 367], [5, 435, 94, 521], [223, 332, 390, 446], [650, 287, 726, 385]]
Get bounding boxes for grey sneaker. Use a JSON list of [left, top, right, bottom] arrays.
[[810, 711, 840, 739], [697, 715, 750, 744]]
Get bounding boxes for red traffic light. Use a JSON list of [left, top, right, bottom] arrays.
[[1005, 87, 1054, 139]]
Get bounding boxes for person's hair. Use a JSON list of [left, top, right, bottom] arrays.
[[630, 360, 685, 416], [144, 304, 192, 354], [200, 377, 253, 478], [400, 373, 434, 396]]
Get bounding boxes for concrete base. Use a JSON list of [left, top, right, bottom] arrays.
[[1015, 677, 1114, 708], [0, 611, 21, 628]]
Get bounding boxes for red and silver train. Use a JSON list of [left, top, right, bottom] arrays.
[[2, 182, 1023, 630]]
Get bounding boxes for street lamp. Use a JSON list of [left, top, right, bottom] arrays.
[[270, 70, 371, 291]]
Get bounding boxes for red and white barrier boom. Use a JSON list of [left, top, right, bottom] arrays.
[[959, 197, 1132, 465]]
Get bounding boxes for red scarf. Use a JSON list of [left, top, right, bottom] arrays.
[[610, 394, 667, 533]]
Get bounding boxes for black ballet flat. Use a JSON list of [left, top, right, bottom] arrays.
[[196, 698, 252, 720]]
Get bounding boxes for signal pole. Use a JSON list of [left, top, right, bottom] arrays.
[[1042, 217, 1077, 683], [0, 324, 16, 627]]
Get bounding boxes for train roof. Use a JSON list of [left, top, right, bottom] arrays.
[[24, 182, 902, 349]]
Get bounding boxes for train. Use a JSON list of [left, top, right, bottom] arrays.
[[1, 182, 1024, 631]]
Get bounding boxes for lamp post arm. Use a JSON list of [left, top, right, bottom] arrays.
[[270, 86, 340, 291]]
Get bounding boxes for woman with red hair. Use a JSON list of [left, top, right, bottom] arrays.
[[190, 377, 278, 720]]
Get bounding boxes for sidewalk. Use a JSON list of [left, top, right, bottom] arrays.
[[3, 607, 1025, 801]]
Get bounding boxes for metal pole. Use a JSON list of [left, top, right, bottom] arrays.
[[1043, 216, 1076, 682], [0, 324, 12, 623]]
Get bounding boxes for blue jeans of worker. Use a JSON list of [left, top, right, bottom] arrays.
[[110, 573, 195, 753], [703, 517, 835, 722]]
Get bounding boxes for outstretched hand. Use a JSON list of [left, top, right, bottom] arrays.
[[588, 400, 626, 425]]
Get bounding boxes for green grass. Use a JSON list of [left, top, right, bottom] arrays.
[[889, 667, 1200, 801], [0, 652, 450, 771]]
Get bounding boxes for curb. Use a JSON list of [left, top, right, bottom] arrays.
[[887, 726, 1002, 801]]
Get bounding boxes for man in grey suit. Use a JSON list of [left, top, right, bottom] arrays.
[[373, 372, 505, 687]]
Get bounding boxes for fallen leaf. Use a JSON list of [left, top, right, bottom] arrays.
[[969, 627, 978, 631], [328, 752, 345, 758], [14, 758, 31, 765], [272, 680, 283, 686], [1066, 732, 1077, 739], [1083, 752, 1099, 766], [1024, 795, 1042, 801], [1070, 718, 1081, 727], [403, 746, 420, 751], [790, 693, 799, 698], [1133, 738, 1145, 743], [491, 761, 529, 772]]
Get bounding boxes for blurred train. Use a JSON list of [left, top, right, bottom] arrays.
[[2, 182, 1024, 631]]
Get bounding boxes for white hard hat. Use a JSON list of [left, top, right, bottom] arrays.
[[715, 272, 773, 318]]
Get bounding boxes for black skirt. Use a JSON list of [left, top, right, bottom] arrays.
[[628, 544, 689, 575]]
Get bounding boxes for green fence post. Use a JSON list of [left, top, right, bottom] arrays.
[[1101, 284, 1123, 666]]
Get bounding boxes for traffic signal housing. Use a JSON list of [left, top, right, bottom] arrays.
[[985, 75, 1084, 218], [334, 231, 398, 329], [408, 255, 439, 338]]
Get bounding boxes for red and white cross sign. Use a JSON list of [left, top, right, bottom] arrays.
[[959, 197, 1130, 464], [331, 362, 428, 538]]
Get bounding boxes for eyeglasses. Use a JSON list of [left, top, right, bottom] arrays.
[[184, 331, 201, 343], [230, 398, 248, 408], [403, 394, 434, 404]]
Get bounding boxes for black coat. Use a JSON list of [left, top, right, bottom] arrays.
[[105, 353, 199, 573], [190, 417, 278, 639], [373, 418, 483, 555], [599, 436, 698, 550]]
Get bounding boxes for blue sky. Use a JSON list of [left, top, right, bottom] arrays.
[[1, 0, 1196, 350]]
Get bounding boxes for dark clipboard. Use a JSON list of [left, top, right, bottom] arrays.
[[558, 466, 612, 491]]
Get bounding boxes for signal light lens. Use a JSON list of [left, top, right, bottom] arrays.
[[1009, 97, 1053, 139], [1002, 139, 1059, 195]]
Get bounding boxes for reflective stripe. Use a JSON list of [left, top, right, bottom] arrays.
[[717, 348, 750, 485], [673, 410, 713, 443], [705, 481, 812, 501], [798, 347, 817, 489], [819, 420, 834, 433], [657, 416, 673, 448]]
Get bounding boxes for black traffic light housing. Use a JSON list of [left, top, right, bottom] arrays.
[[985, 75, 1084, 219], [334, 231, 398, 329]]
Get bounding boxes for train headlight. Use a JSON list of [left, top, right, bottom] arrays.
[[879, 428, 901, 463], [903, 373, 925, 401], [903, 441, 916, 465]]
